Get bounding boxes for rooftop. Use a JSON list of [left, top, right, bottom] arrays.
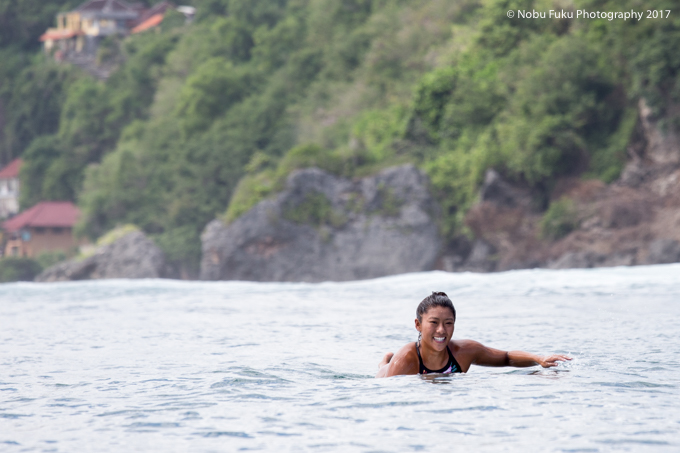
[[131, 13, 164, 34], [40, 29, 84, 42], [2, 202, 80, 233], [0, 158, 22, 179]]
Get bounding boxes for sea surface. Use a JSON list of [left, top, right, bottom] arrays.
[[1, 265, 679, 452]]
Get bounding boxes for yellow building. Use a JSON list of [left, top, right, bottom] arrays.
[[40, 0, 142, 56]]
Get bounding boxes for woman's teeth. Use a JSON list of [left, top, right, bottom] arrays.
[[434, 336, 446, 342]]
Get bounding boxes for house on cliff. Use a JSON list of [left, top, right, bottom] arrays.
[[0, 158, 21, 220], [40, 0, 141, 57], [2, 202, 81, 258], [40, 0, 195, 59]]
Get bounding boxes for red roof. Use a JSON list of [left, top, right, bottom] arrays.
[[2, 202, 80, 232], [0, 158, 21, 179], [40, 29, 84, 41], [131, 13, 164, 33]]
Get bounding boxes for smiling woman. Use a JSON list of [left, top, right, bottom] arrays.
[[376, 292, 571, 378]]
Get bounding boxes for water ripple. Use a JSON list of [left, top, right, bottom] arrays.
[[1, 267, 680, 451]]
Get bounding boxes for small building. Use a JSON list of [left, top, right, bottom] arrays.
[[2, 202, 81, 258], [40, 0, 142, 56], [40, 1, 196, 57], [0, 158, 22, 220]]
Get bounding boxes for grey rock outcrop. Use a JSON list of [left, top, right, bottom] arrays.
[[638, 98, 680, 166], [646, 239, 680, 264], [547, 249, 638, 269], [620, 99, 680, 187], [547, 251, 600, 269], [200, 165, 441, 282], [464, 239, 498, 272], [440, 238, 498, 272], [36, 231, 173, 282]]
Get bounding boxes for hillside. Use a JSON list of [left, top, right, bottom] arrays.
[[1, 0, 679, 277]]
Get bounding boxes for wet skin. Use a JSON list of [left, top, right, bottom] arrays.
[[376, 306, 571, 378]]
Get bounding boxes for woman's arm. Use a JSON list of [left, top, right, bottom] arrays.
[[455, 340, 571, 369], [506, 350, 571, 368]]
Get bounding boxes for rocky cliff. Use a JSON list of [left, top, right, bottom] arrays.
[[200, 165, 442, 282], [36, 231, 174, 282], [201, 113, 680, 283], [37, 101, 680, 282], [442, 100, 680, 272]]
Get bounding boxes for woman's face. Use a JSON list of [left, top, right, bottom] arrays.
[[415, 306, 455, 351]]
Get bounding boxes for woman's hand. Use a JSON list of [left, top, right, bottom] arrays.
[[472, 344, 572, 369], [537, 354, 572, 368]]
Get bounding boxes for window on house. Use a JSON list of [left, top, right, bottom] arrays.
[[11, 246, 18, 256], [35, 227, 46, 234], [52, 227, 64, 234]]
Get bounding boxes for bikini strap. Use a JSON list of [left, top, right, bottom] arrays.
[[447, 345, 462, 373], [415, 341, 425, 373]]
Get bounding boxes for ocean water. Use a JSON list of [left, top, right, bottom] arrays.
[[1, 265, 679, 452]]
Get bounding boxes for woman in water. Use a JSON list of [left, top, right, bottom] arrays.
[[376, 292, 571, 377]]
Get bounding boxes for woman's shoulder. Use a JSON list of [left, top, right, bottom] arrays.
[[450, 339, 484, 356], [449, 339, 487, 372], [450, 339, 484, 350], [384, 342, 420, 377], [395, 341, 418, 358], [390, 342, 419, 366]]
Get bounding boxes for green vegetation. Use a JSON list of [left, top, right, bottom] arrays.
[[35, 250, 67, 269], [283, 192, 346, 228], [19, 31, 180, 206], [374, 186, 402, 218], [540, 198, 578, 240], [1, 0, 679, 274], [0, 251, 70, 282], [224, 143, 366, 223], [0, 0, 83, 51], [75, 224, 141, 260], [95, 224, 140, 247], [0, 257, 42, 282]]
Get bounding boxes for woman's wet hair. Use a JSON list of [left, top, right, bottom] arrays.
[[416, 291, 456, 322]]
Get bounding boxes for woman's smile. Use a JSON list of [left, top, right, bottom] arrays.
[[417, 305, 455, 352]]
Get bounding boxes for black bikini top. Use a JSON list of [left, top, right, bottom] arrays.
[[416, 341, 462, 374]]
